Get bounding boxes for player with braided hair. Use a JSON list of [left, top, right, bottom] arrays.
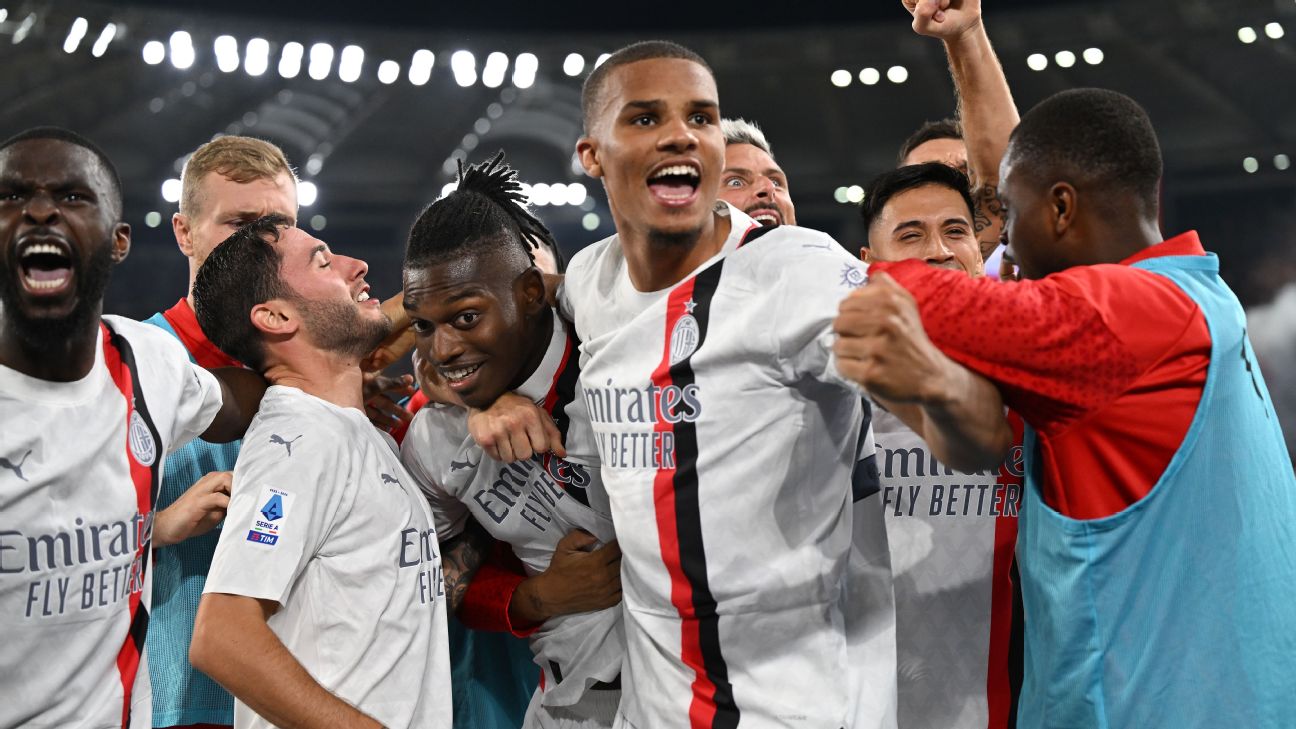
[[401, 152, 624, 729]]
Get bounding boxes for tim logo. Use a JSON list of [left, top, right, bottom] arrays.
[[246, 531, 278, 545]]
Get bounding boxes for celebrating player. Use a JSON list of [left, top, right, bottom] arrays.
[[189, 216, 468, 729], [717, 118, 795, 227], [0, 127, 263, 729], [401, 153, 624, 728]]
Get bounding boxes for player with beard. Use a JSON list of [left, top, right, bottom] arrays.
[[401, 154, 623, 729], [555, 40, 1006, 728], [190, 215, 475, 729], [717, 118, 794, 227], [0, 127, 263, 729]]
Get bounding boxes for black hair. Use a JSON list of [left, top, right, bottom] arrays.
[[405, 151, 561, 272], [896, 118, 963, 167], [1008, 88, 1162, 211], [859, 163, 976, 246], [192, 213, 293, 372], [0, 126, 123, 216], [580, 40, 713, 134]]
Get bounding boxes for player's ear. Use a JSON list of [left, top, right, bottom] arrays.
[[250, 299, 298, 337], [859, 246, 873, 264], [516, 267, 547, 316], [1051, 182, 1076, 237], [577, 137, 602, 179], [110, 223, 131, 264], [173, 212, 195, 257]]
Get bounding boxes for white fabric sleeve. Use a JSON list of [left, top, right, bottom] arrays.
[[770, 237, 870, 391], [203, 432, 344, 605], [399, 411, 471, 540], [167, 364, 223, 453], [119, 318, 223, 453]]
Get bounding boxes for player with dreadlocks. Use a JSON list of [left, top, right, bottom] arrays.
[[400, 152, 625, 729]]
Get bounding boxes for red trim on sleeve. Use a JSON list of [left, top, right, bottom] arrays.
[[871, 234, 1210, 520], [160, 298, 242, 369], [456, 543, 539, 637]]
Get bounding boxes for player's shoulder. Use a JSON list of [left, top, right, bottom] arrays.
[[240, 387, 353, 464], [731, 224, 867, 289], [401, 403, 469, 464], [563, 234, 622, 292], [102, 314, 191, 362]]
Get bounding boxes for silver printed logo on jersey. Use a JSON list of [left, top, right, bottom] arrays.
[[128, 410, 156, 467], [670, 312, 701, 364]]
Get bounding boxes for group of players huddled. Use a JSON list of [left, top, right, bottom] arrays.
[[4, 2, 1295, 729]]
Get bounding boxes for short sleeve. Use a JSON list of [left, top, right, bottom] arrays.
[[203, 429, 344, 605], [768, 237, 869, 390], [166, 364, 223, 453], [399, 410, 472, 540], [114, 317, 224, 453]]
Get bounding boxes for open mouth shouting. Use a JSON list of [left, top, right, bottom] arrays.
[[16, 236, 75, 297], [647, 161, 702, 208], [745, 206, 783, 227]]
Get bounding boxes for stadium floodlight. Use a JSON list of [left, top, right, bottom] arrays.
[[279, 42, 303, 78], [161, 178, 182, 203], [244, 38, 270, 76], [63, 17, 88, 54], [1055, 50, 1076, 68], [451, 50, 477, 87], [91, 23, 117, 57], [169, 31, 195, 70], [308, 42, 334, 81], [298, 181, 318, 206], [887, 65, 909, 83], [830, 70, 851, 87], [1027, 53, 1048, 71], [563, 53, 585, 76], [1083, 47, 1104, 65], [214, 35, 239, 72], [338, 45, 364, 83], [377, 59, 400, 84], [409, 50, 434, 85], [143, 40, 165, 65], [859, 67, 880, 85], [482, 52, 508, 88]]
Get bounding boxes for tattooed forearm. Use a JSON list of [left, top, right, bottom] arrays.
[[440, 518, 492, 613], [972, 184, 1007, 260]]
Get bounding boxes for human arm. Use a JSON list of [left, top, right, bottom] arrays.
[[833, 274, 1011, 471], [200, 367, 267, 443], [467, 392, 566, 462], [152, 471, 232, 548], [190, 594, 382, 729], [440, 516, 494, 613], [904, 0, 1019, 258], [507, 530, 622, 628]]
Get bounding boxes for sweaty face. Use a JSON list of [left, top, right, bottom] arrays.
[[864, 184, 983, 277], [903, 137, 970, 176], [0, 139, 126, 342], [402, 250, 543, 410], [579, 58, 724, 242], [179, 171, 297, 268], [273, 227, 389, 357], [719, 143, 796, 226]]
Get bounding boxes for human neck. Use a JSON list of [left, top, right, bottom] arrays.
[[0, 308, 102, 382], [262, 344, 367, 411], [1086, 213, 1165, 265], [617, 210, 732, 292], [506, 307, 555, 394]]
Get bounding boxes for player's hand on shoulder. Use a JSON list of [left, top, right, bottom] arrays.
[[833, 273, 951, 404], [153, 470, 233, 548], [467, 392, 566, 463], [902, 0, 982, 41]]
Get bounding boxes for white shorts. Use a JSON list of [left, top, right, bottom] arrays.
[[523, 685, 620, 729]]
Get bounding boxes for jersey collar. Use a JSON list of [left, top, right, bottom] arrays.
[[1120, 231, 1206, 266], [161, 298, 242, 370]]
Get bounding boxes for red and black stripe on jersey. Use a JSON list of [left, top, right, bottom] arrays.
[[650, 260, 740, 729], [540, 324, 592, 508], [100, 322, 162, 729]]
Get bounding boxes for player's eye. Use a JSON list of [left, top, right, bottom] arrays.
[[453, 311, 479, 328], [723, 178, 744, 188], [411, 318, 433, 334], [630, 115, 655, 126], [689, 112, 712, 125], [945, 226, 968, 237]]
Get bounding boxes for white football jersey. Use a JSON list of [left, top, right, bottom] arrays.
[[402, 311, 623, 709], [204, 386, 451, 729], [560, 204, 892, 729], [871, 405, 1023, 729], [0, 316, 222, 728]]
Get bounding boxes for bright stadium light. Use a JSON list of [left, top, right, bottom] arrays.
[[1083, 47, 1104, 65], [846, 185, 865, 203], [161, 178, 182, 203], [1266, 22, 1285, 40], [91, 23, 117, 57], [1027, 53, 1048, 71], [1055, 50, 1076, 68], [298, 181, 318, 206], [169, 31, 195, 70], [482, 52, 508, 88], [512, 52, 538, 89], [834, 186, 849, 204], [377, 60, 400, 84], [830, 69, 851, 87], [529, 183, 552, 206], [563, 53, 585, 76], [409, 49, 434, 85], [13, 13, 36, 44], [566, 182, 587, 206], [859, 67, 880, 85], [63, 17, 89, 54], [887, 65, 909, 83], [1276, 154, 1292, 171], [142, 40, 165, 65], [338, 45, 364, 82], [244, 38, 270, 76], [278, 42, 303, 78], [1238, 26, 1258, 44], [308, 42, 334, 80], [1243, 156, 1259, 174], [451, 50, 477, 87], [595, 53, 611, 68], [582, 213, 600, 231], [214, 35, 239, 72], [441, 182, 458, 199]]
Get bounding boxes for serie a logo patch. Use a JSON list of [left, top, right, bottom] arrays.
[[246, 486, 293, 546]]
